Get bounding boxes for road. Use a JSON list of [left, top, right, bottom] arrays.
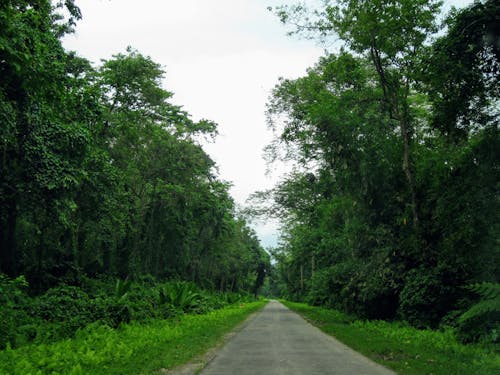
[[200, 300, 396, 375]]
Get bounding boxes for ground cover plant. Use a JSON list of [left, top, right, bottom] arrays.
[[283, 301, 500, 375], [0, 275, 259, 351], [0, 300, 266, 374]]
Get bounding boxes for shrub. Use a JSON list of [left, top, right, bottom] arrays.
[[114, 278, 132, 299], [306, 268, 333, 307], [95, 298, 131, 328], [31, 285, 93, 322], [29, 285, 98, 342], [0, 275, 259, 350], [158, 282, 202, 312], [398, 268, 454, 328], [0, 275, 29, 305]]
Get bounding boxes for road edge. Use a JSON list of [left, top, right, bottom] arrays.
[[281, 301, 398, 375], [160, 301, 269, 375]]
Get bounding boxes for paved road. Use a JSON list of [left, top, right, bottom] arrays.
[[200, 300, 396, 375]]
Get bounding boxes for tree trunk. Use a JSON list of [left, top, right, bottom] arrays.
[[400, 112, 419, 228], [300, 264, 304, 290], [370, 46, 419, 228], [219, 277, 225, 292], [311, 254, 315, 278], [0, 197, 18, 276]]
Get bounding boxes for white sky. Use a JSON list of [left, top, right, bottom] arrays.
[[63, 0, 471, 248]]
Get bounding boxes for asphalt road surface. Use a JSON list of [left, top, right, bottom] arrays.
[[200, 300, 396, 375]]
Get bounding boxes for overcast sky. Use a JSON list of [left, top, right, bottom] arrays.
[[63, 0, 472, 248]]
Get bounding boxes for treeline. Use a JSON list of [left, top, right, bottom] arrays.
[[0, 1, 269, 294], [257, 0, 499, 343]]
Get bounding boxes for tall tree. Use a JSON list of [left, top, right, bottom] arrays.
[[422, 0, 499, 138], [273, 0, 442, 229], [0, 3, 270, 296], [0, 0, 89, 278], [260, 0, 499, 331]]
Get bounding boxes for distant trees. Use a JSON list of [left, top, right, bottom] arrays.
[[259, 0, 499, 341], [0, 1, 270, 295]]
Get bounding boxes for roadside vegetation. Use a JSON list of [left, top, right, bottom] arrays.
[[283, 301, 499, 375], [0, 274, 267, 374], [0, 1, 270, 292], [0, 295, 266, 375]]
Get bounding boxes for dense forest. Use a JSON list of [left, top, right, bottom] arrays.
[[256, 0, 499, 344], [0, 0, 269, 291]]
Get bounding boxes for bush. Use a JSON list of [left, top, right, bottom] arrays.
[[398, 268, 454, 328], [158, 281, 202, 312], [307, 260, 398, 320], [306, 268, 334, 307], [29, 285, 98, 342], [94, 298, 131, 328], [31, 285, 93, 322], [0, 301, 267, 374], [0, 275, 29, 305]]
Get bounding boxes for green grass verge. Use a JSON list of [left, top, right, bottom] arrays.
[[0, 300, 267, 375], [282, 301, 499, 375]]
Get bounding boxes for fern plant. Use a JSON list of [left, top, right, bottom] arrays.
[[114, 278, 132, 300], [158, 282, 201, 312], [458, 282, 500, 343], [459, 282, 500, 322]]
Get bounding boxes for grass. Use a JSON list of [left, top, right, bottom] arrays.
[[282, 301, 499, 375], [0, 300, 267, 375]]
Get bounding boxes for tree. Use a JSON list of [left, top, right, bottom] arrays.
[[1, 3, 270, 295], [273, 0, 442, 229], [0, 0, 91, 279], [261, 0, 499, 332], [258, 52, 406, 317], [422, 0, 499, 138]]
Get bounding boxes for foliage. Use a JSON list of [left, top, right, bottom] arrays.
[[457, 283, 500, 344], [0, 1, 270, 300], [0, 3, 269, 371], [422, 0, 500, 138], [460, 283, 500, 322], [0, 301, 266, 375], [158, 282, 202, 312], [398, 268, 454, 329], [114, 278, 132, 299], [0, 275, 262, 350], [0, 275, 31, 350]]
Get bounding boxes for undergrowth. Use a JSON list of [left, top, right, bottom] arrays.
[[0, 300, 266, 374], [0, 274, 257, 350]]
